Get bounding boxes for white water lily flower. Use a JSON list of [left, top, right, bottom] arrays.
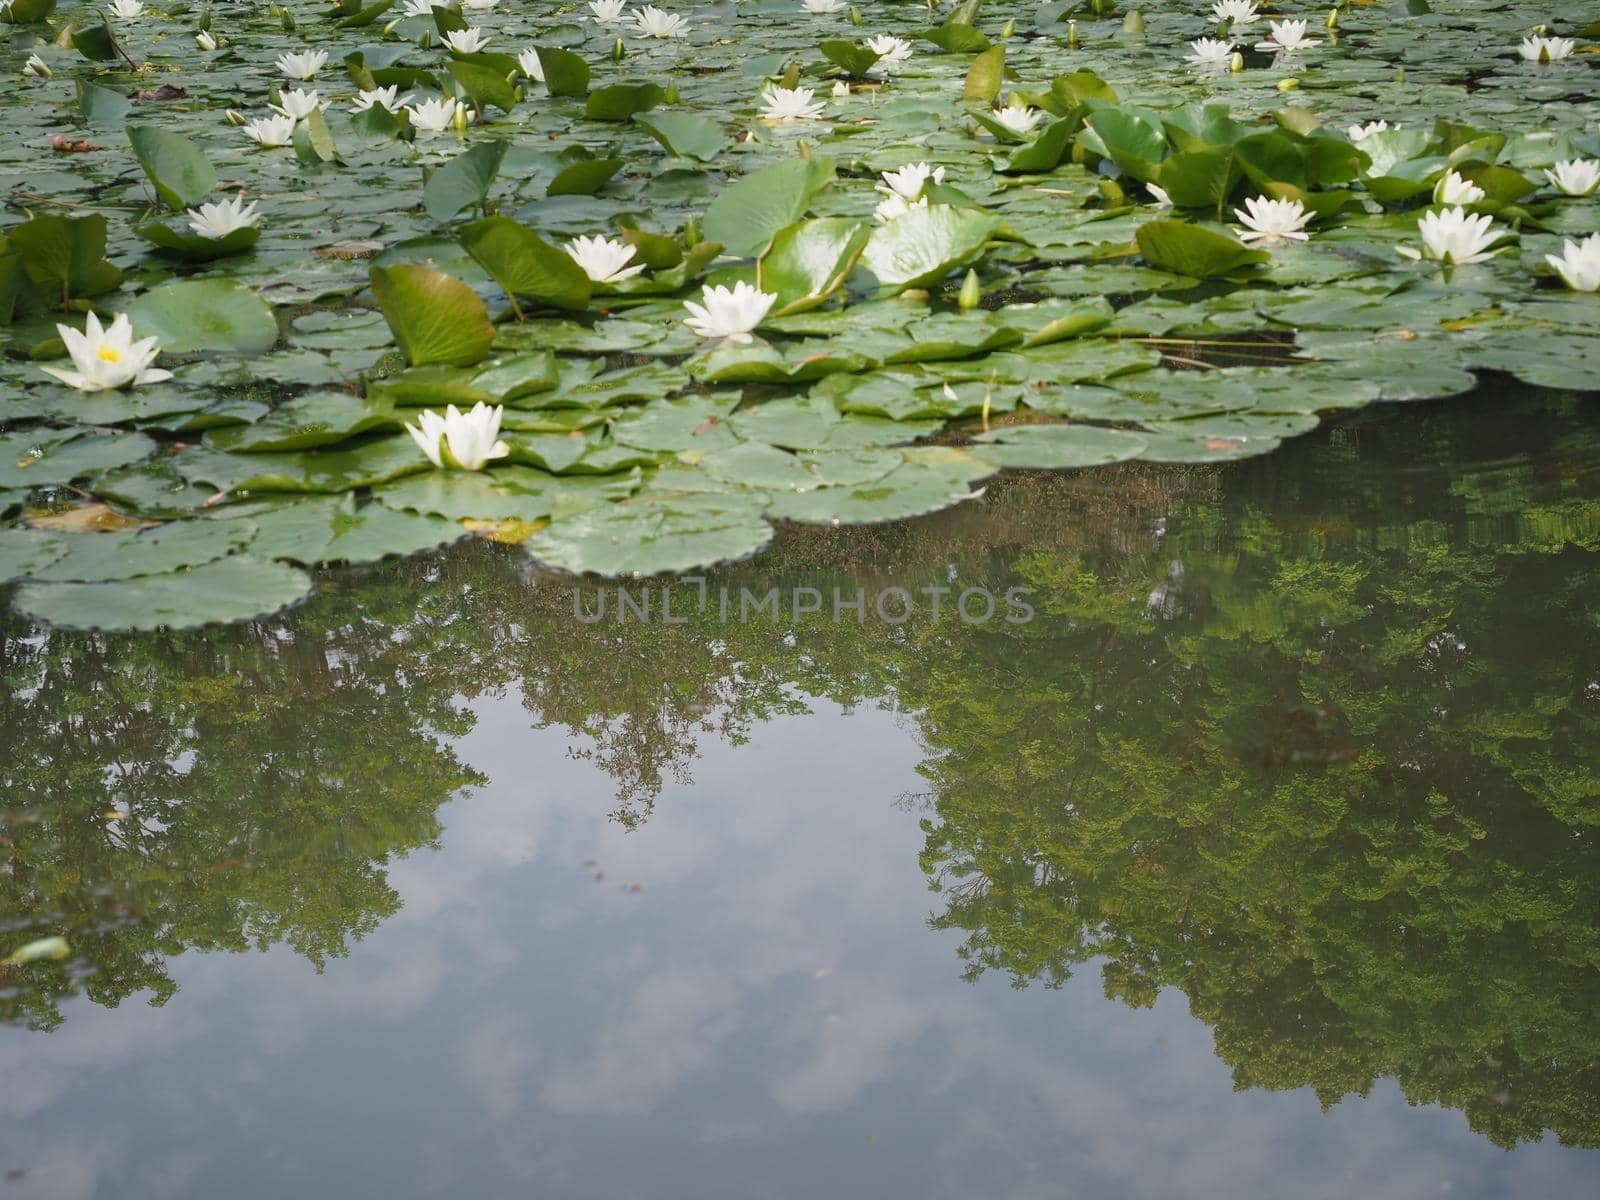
[[405, 404, 510, 472], [442, 27, 491, 53], [1545, 234, 1600, 292], [1256, 19, 1318, 54], [244, 115, 298, 147], [460, 0, 498, 10], [589, 0, 627, 21], [864, 34, 914, 74], [759, 84, 826, 123], [1399, 206, 1506, 265], [1545, 158, 1600, 197], [991, 96, 1044, 138], [196, 30, 219, 51], [1433, 170, 1485, 206], [683, 281, 777, 343], [1519, 35, 1575, 63], [879, 162, 945, 201], [802, 0, 846, 12], [352, 85, 411, 113], [1347, 120, 1390, 141], [832, 79, 850, 98], [272, 88, 324, 121], [23, 54, 50, 78], [399, 0, 433, 14], [40, 312, 173, 392], [185, 196, 260, 240], [563, 235, 646, 283], [517, 49, 545, 80], [1147, 182, 1173, 208], [874, 193, 928, 223], [631, 6, 688, 37], [1186, 38, 1235, 70], [276, 51, 329, 80], [407, 96, 470, 133], [107, 0, 143, 17], [1233, 195, 1313, 245], [1210, 0, 1259, 25]]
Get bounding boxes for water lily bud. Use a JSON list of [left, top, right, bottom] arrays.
[[612, 37, 625, 62], [452, 100, 469, 132], [224, 108, 246, 125], [1122, 11, 1144, 34], [1277, 77, 1298, 92], [831, 79, 849, 98], [1229, 51, 1244, 72], [1000, 17, 1014, 38], [664, 80, 680, 104], [849, 5, 862, 25], [958, 269, 981, 310], [22, 54, 51, 79], [1394, 66, 1405, 82], [1325, 7, 1338, 28], [196, 29, 218, 51], [683, 218, 701, 248], [1066, 19, 1079, 49]]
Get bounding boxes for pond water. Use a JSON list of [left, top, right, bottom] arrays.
[[3, 385, 1599, 1199]]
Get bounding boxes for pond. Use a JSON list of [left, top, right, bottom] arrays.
[[3, 385, 1598, 1198]]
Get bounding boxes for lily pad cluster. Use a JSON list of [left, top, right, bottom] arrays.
[[0, 0, 1596, 628]]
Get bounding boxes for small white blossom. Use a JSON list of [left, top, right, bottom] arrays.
[[683, 281, 777, 343], [1545, 234, 1600, 292], [1433, 170, 1485, 206], [518, 49, 545, 81], [107, 0, 143, 17], [351, 85, 412, 113], [39, 312, 173, 392], [1210, 0, 1259, 25], [631, 6, 688, 37], [990, 96, 1044, 138], [196, 30, 219, 51], [1186, 38, 1235, 70], [1347, 120, 1390, 141], [874, 193, 928, 223], [759, 84, 826, 123], [865, 34, 914, 75], [1147, 183, 1173, 208], [879, 162, 945, 201], [23, 54, 51, 79], [244, 115, 298, 147], [1399, 207, 1507, 265], [442, 27, 491, 53], [408, 96, 471, 133], [1519, 35, 1575, 63], [1233, 195, 1313, 246], [1544, 159, 1600, 197], [563, 235, 646, 284], [185, 196, 260, 240], [271, 88, 324, 121], [276, 51, 329, 80], [589, 0, 627, 21], [802, 0, 846, 11], [831, 79, 850, 98], [405, 404, 510, 472], [1256, 19, 1318, 54]]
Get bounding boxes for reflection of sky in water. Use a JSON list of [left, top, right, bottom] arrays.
[[1, 692, 1593, 1200]]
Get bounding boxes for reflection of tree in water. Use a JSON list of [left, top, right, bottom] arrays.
[[909, 400, 1600, 1150], [0, 569, 491, 1031]]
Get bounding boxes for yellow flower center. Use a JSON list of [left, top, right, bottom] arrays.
[[97, 347, 122, 363]]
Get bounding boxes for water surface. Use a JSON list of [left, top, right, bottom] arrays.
[[3, 388, 1598, 1198]]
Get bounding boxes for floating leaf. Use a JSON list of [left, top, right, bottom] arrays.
[[121, 279, 278, 354], [369, 264, 495, 366], [127, 125, 218, 212], [757, 218, 872, 315], [527, 491, 773, 576], [1135, 220, 1267, 279], [633, 111, 728, 162], [423, 140, 509, 222], [16, 556, 312, 630], [702, 156, 836, 256], [458, 216, 591, 313], [860, 206, 1002, 292]]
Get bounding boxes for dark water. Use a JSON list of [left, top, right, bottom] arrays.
[[3, 387, 1598, 1199]]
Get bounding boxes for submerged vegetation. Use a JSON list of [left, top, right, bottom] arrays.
[[0, 0, 1596, 629]]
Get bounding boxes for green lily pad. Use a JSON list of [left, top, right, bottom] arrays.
[[14, 556, 313, 631]]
